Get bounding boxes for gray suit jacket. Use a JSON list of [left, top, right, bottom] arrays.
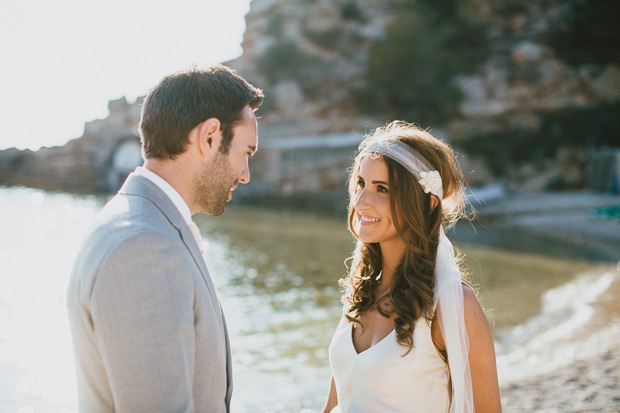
[[67, 173, 232, 412]]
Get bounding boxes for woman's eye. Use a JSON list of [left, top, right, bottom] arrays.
[[377, 185, 389, 193]]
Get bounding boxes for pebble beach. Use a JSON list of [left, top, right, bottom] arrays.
[[501, 346, 620, 412], [475, 191, 620, 412]]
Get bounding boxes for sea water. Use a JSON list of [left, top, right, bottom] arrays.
[[0, 186, 616, 412]]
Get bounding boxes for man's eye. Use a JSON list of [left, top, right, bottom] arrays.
[[357, 179, 365, 188]]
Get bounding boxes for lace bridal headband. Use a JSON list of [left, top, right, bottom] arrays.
[[358, 138, 444, 200], [356, 136, 475, 413]]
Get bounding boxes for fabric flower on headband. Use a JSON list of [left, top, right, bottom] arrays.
[[418, 170, 442, 197]]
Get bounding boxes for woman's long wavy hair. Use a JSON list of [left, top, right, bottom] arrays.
[[340, 121, 470, 355]]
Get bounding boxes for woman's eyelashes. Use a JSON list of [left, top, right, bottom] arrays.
[[356, 177, 389, 193]]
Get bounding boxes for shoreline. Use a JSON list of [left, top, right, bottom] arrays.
[[497, 267, 620, 411], [473, 190, 620, 262], [501, 345, 620, 412], [474, 191, 620, 411]]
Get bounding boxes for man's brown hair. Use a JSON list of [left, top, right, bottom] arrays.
[[139, 65, 263, 159]]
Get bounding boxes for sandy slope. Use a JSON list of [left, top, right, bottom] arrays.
[[476, 191, 620, 411], [501, 347, 620, 412]]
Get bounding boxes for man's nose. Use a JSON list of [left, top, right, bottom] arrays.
[[238, 161, 250, 184]]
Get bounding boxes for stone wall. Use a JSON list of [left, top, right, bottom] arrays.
[[247, 132, 362, 194], [0, 98, 141, 193]]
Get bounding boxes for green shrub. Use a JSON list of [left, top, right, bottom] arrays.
[[459, 102, 620, 175], [341, 2, 364, 22], [548, 0, 620, 66], [361, 0, 490, 126], [267, 13, 284, 37], [307, 28, 342, 49], [256, 41, 326, 97]]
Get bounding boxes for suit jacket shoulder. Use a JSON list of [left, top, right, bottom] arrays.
[[67, 173, 230, 413]]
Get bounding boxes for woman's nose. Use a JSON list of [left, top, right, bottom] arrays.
[[353, 188, 369, 210]]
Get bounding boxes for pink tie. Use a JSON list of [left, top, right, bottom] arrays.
[[189, 222, 206, 255]]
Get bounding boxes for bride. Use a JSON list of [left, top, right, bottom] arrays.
[[323, 122, 501, 412]]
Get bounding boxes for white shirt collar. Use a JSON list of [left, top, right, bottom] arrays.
[[133, 166, 193, 227]]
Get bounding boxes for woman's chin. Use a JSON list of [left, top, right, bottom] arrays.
[[356, 233, 379, 244]]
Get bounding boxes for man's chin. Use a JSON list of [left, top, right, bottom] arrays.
[[211, 205, 227, 216], [199, 201, 227, 217]]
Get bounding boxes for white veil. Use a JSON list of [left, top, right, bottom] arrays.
[[358, 138, 474, 413]]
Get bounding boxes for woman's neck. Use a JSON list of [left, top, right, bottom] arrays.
[[377, 239, 407, 294]]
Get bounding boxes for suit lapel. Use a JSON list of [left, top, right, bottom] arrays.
[[120, 173, 232, 401], [223, 312, 233, 411], [118, 174, 222, 316]]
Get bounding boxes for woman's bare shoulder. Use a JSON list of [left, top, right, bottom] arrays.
[[461, 284, 490, 333]]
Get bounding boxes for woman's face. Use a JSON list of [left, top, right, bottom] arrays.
[[352, 155, 401, 247]]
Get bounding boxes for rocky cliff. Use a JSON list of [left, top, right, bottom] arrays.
[[1, 0, 618, 194], [0, 98, 141, 193], [228, 0, 619, 128], [226, 0, 620, 190], [227, 0, 400, 136]]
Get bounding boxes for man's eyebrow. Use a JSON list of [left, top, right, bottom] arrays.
[[248, 145, 257, 155]]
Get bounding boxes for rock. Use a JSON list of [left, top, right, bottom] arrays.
[[249, 0, 280, 15], [458, 154, 495, 187], [554, 146, 584, 188], [511, 41, 545, 66], [592, 66, 620, 100], [3, 0, 620, 195], [272, 80, 310, 120], [248, 36, 277, 58], [0, 96, 142, 193], [538, 60, 562, 86], [456, 75, 505, 117], [485, 65, 509, 100], [303, 3, 340, 35], [358, 25, 385, 41]]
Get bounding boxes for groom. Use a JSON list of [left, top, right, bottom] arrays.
[[67, 65, 263, 412]]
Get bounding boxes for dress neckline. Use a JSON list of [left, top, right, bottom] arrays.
[[350, 322, 395, 356]]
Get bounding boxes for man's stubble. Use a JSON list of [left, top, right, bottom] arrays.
[[192, 150, 236, 216]]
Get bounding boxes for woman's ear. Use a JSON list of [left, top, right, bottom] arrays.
[[430, 195, 439, 212]]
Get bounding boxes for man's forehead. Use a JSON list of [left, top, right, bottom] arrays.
[[231, 113, 258, 147]]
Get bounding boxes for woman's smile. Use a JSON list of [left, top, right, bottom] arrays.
[[357, 213, 381, 224], [352, 156, 401, 246]]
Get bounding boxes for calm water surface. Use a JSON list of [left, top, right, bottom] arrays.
[[0, 186, 613, 412]]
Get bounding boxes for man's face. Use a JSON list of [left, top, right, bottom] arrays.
[[193, 105, 258, 216]]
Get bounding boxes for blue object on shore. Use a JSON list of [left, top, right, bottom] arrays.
[[591, 204, 620, 219]]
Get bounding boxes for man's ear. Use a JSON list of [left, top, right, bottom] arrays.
[[195, 118, 221, 155]]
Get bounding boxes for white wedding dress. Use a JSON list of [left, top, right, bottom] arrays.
[[328, 308, 450, 413]]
